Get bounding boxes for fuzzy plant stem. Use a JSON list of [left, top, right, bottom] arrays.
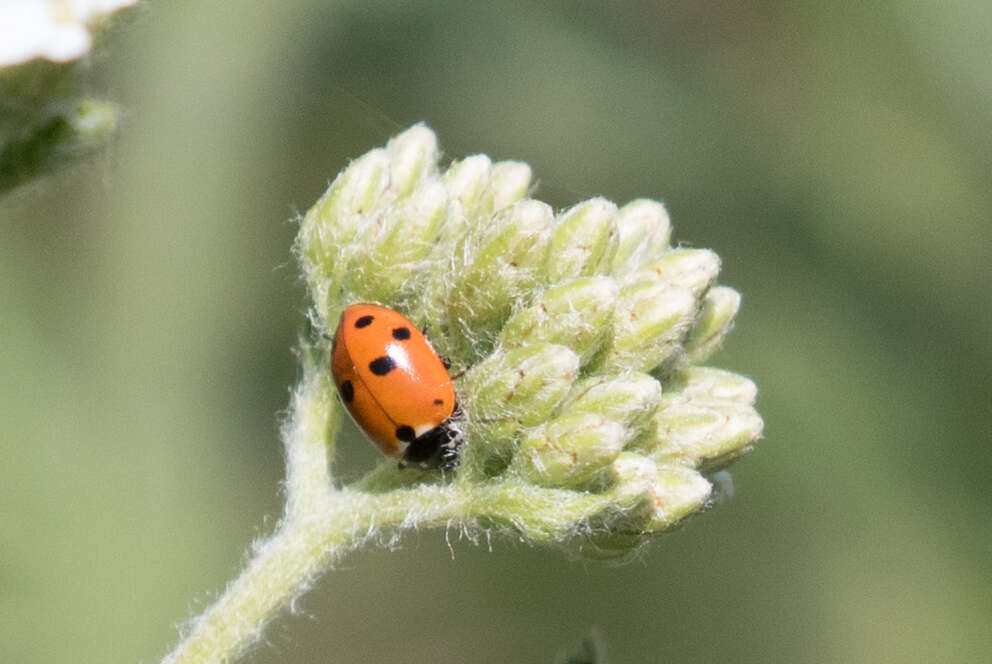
[[164, 491, 469, 664], [162, 348, 339, 664]]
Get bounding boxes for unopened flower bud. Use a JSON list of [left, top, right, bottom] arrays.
[[626, 248, 720, 296], [684, 286, 742, 363], [297, 148, 392, 326], [384, 123, 440, 200], [578, 454, 711, 559], [444, 153, 491, 207], [511, 414, 626, 489], [350, 181, 448, 306], [592, 281, 697, 373], [497, 276, 617, 365], [480, 160, 532, 216], [642, 393, 763, 470], [666, 366, 757, 404], [607, 451, 660, 502], [462, 344, 580, 467], [420, 159, 532, 335], [441, 154, 493, 230], [544, 198, 618, 283], [302, 149, 390, 252], [643, 463, 713, 530], [558, 372, 662, 441], [445, 199, 554, 358], [566, 452, 657, 559], [610, 199, 672, 275]]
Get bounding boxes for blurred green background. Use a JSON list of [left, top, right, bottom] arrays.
[[2, 1, 989, 662]]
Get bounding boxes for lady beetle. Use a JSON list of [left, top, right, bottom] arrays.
[[331, 303, 459, 466]]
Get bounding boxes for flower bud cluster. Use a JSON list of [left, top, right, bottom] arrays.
[[297, 124, 762, 557]]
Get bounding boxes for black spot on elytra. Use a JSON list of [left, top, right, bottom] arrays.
[[392, 326, 411, 340], [395, 425, 416, 442], [339, 380, 354, 402], [433, 398, 443, 406], [354, 315, 374, 328], [369, 355, 396, 375]]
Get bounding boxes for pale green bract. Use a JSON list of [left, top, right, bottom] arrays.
[[162, 125, 763, 664]]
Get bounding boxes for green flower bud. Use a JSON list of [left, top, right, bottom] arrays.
[[545, 198, 618, 283], [642, 393, 763, 470], [441, 154, 493, 224], [511, 414, 627, 489], [592, 281, 697, 374], [610, 199, 672, 275], [563, 452, 658, 559], [496, 276, 617, 365], [608, 451, 662, 501], [296, 125, 444, 327], [384, 123, 440, 200], [348, 181, 448, 307], [666, 366, 757, 404], [297, 147, 391, 325], [558, 372, 662, 442], [684, 286, 742, 363], [577, 453, 711, 559], [461, 344, 580, 470], [444, 199, 554, 359], [480, 160, 533, 217], [626, 248, 720, 296], [302, 148, 390, 254], [419, 158, 532, 338], [643, 462, 713, 529]]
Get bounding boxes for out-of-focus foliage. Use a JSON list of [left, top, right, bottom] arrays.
[[0, 2, 988, 663], [0, 1, 137, 194], [0, 62, 120, 194]]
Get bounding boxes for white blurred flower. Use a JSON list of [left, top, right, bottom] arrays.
[[0, 0, 136, 66]]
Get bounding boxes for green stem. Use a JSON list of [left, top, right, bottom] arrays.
[[161, 486, 466, 664], [162, 496, 349, 664], [160, 468, 625, 664]]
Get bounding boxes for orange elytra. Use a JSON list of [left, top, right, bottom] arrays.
[[331, 303, 458, 466]]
